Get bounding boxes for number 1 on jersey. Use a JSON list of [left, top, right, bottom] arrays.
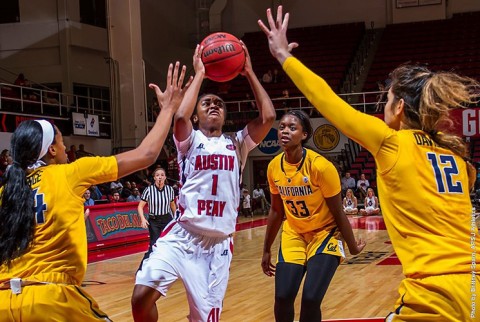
[[211, 174, 218, 195]]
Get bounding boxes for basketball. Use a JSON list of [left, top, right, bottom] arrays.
[[200, 32, 246, 82]]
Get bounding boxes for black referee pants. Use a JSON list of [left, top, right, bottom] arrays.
[[138, 214, 172, 271]]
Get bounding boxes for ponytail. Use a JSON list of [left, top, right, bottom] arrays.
[[0, 121, 43, 266], [390, 65, 480, 159]]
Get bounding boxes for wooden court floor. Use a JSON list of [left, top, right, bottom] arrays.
[[84, 215, 402, 321]]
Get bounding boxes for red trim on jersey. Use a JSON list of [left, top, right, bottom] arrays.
[[160, 221, 177, 238]]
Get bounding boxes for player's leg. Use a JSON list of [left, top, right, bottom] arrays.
[[274, 224, 309, 322], [181, 235, 233, 322], [132, 222, 182, 321], [131, 285, 162, 322], [299, 254, 340, 322], [274, 262, 305, 322]]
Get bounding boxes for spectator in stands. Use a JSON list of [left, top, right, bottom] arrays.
[[356, 173, 369, 199], [360, 188, 380, 216], [14, 73, 31, 87], [0, 149, 10, 173], [262, 69, 273, 83], [14, 73, 37, 100], [110, 180, 123, 195], [121, 181, 132, 199], [5, 156, 13, 173], [127, 188, 141, 202], [111, 192, 122, 203], [76, 144, 94, 158], [343, 189, 358, 215], [259, 7, 480, 320], [242, 188, 253, 218], [83, 189, 95, 206], [90, 184, 103, 201], [341, 171, 356, 197], [67, 145, 76, 162], [253, 183, 269, 214]]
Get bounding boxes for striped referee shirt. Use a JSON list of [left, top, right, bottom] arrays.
[[140, 184, 175, 216]]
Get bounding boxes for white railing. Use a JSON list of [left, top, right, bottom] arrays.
[[224, 90, 386, 116], [0, 83, 111, 122]]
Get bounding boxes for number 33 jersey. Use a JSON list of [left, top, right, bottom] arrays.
[[174, 128, 256, 237], [267, 148, 341, 234]]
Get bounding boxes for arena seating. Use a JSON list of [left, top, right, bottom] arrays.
[[203, 22, 365, 102], [363, 11, 480, 92]]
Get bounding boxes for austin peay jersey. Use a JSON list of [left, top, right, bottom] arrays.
[[174, 128, 256, 237]]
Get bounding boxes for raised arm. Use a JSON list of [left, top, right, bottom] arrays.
[[173, 45, 205, 142], [240, 42, 276, 143], [258, 6, 388, 155], [115, 62, 191, 178]]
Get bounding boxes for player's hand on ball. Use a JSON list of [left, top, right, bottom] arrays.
[[193, 44, 206, 76]]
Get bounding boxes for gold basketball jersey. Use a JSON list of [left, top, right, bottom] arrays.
[[0, 156, 117, 284], [267, 148, 341, 234], [283, 56, 480, 277]]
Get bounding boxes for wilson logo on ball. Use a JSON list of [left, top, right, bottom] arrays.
[[200, 32, 246, 83]]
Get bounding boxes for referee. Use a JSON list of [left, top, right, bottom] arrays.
[[138, 167, 176, 260]]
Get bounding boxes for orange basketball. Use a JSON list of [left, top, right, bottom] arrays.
[[200, 32, 246, 82]]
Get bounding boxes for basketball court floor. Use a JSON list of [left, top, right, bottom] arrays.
[[84, 215, 402, 321]]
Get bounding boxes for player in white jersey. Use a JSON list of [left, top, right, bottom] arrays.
[[132, 43, 276, 321]]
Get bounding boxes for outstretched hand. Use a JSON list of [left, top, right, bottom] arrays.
[[149, 62, 193, 115], [257, 6, 298, 65]]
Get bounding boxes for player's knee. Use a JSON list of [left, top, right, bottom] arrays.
[[275, 292, 296, 305], [131, 285, 159, 312]]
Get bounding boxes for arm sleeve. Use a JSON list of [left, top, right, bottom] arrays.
[[283, 57, 388, 157]]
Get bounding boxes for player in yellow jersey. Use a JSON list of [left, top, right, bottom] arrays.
[[0, 62, 191, 321], [261, 110, 365, 322], [259, 6, 480, 321]]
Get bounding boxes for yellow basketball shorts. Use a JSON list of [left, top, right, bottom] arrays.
[[0, 272, 110, 322], [386, 273, 479, 321], [277, 222, 345, 265]]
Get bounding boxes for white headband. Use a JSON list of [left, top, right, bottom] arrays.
[[34, 120, 55, 161]]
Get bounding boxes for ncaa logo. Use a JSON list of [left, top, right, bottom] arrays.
[[258, 128, 280, 154]]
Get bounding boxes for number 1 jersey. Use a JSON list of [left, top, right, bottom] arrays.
[[175, 128, 256, 237]]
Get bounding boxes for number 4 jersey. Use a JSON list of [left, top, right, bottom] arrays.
[[267, 148, 341, 234], [174, 128, 256, 238]]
